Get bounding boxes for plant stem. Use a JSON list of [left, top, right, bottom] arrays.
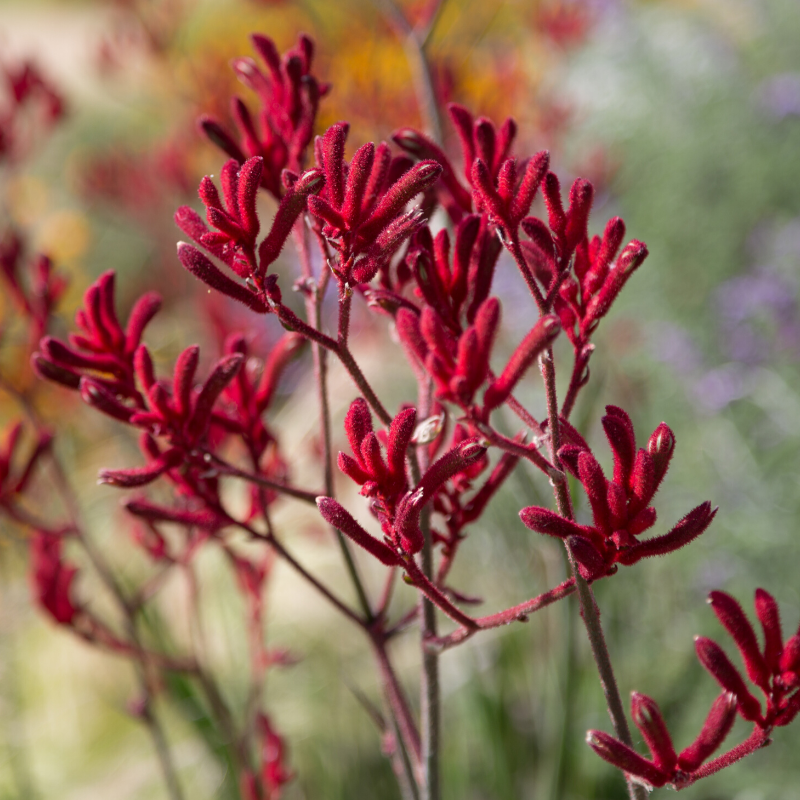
[[373, 638, 423, 771], [297, 225, 374, 620], [202, 453, 321, 504], [374, 0, 444, 144], [408, 423, 440, 800], [539, 348, 648, 800], [472, 419, 555, 477], [506, 234, 547, 314], [237, 519, 365, 628], [684, 726, 771, 784], [425, 577, 576, 651]]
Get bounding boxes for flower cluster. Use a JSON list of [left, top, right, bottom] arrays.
[[176, 158, 325, 311], [14, 22, 800, 800], [308, 122, 442, 285], [200, 33, 327, 198], [32, 270, 160, 398], [519, 406, 717, 580], [589, 589, 800, 790], [32, 272, 248, 499], [318, 433, 486, 564], [0, 232, 67, 341], [0, 58, 64, 162]]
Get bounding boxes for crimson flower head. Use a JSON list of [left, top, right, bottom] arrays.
[[176, 165, 325, 313], [394, 106, 550, 247], [695, 589, 800, 728], [307, 122, 442, 284], [587, 690, 738, 790], [0, 232, 66, 334], [396, 297, 500, 410], [395, 105, 520, 220], [524, 207, 648, 343], [318, 436, 487, 562], [97, 345, 245, 488], [0, 421, 52, 509], [337, 398, 416, 508], [33, 270, 161, 400], [520, 405, 716, 580], [176, 156, 264, 276], [30, 531, 79, 626], [199, 33, 327, 198], [220, 332, 303, 460], [588, 589, 800, 790]]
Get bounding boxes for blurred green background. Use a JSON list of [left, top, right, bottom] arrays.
[[1, 0, 799, 798]]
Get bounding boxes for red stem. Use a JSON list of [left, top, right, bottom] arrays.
[[681, 726, 771, 786], [425, 577, 576, 651]]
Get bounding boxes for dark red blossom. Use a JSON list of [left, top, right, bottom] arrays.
[[337, 398, 416, 507], [587, 691, 737, 790], [589, 589, 800, 789], [307, 123, 442, 284], [697, 589, 800, 728], [0, 232, 66, 339], [177, 166, 325, 311], [176, 156, 264, 275], [0, 422, 52, 508], [394, 107, 549, 261], [396, 296, 500, 409], [0, 59, 64, 162], [528, 208, 649, 344], [470, 150, 550, 237], [199, 33, 327, 198], [519, 406, 716, 579], [33, 270, 161, 399], [319, 437, 486, 560], [483, 314, 561, 412], [398, 215, 501, 329], [30, 531, 79, 625]]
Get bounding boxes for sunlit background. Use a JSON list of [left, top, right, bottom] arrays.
[[1, 0, 799, 798]]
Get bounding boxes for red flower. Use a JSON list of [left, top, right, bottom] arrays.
[[199, 33, 327, 199], [307, 123, 441, 284], [520, 406, 716, 580], [33, 271, 161, 399], [30, 531, 79, 625]]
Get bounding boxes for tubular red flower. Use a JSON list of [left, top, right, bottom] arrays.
[[647, 422, 675, 495], [30, 531, 79, 626], [754, 588, 783, 673], [177, 243, 268, 312], [519, 506, 595, 540], [631, 692, 677, 774], [98, 448, 183, 488], [677, 692, 737, 772], [316, 497, 401, 566], [601, 405, 636, 488], [694, 636, 763, 723], [586, 730, 669, 788], [709, 591, 770, 691], [484, 315, 560, 412], [619, 502, 716, 565]]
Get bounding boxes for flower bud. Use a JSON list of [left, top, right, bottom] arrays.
[[586, 730, 669, 788], [631, 692, 677, 773], [709, 591, 770, 691], [316, 497, 401, 566], [677, 692, 737, 771], [694, 636, 763, 722]]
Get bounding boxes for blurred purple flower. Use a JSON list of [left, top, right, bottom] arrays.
[[649, 321, 703, 372], [756, 73, 800, 120]]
